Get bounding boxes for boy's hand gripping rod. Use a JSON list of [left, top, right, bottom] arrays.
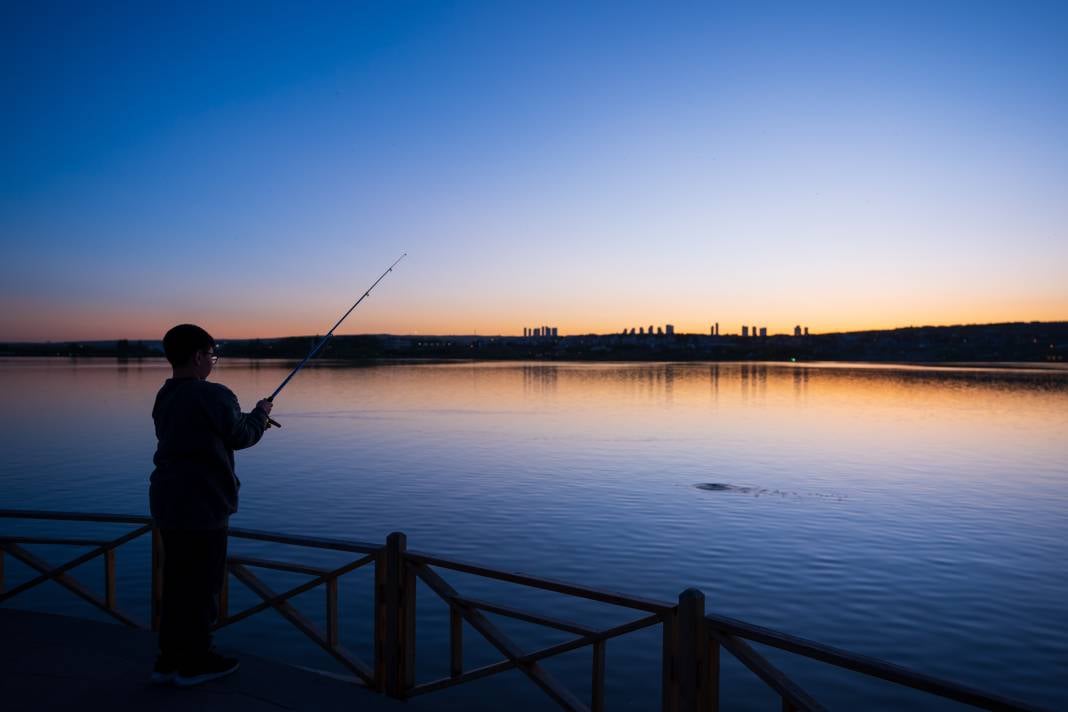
[[262, 253, 406, 428]]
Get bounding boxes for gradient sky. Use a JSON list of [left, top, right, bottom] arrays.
[[2, 1, 1066, 340]]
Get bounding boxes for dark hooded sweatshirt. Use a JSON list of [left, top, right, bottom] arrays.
[[149, 378, 269, 530]]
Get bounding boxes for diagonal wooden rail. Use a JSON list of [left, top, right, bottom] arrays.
[[0, 512, 152, 629], [0, 510, 1049, 712], [226, 561, 376, 686], [0, 541, 141, 628], [414, 559, 592, 711], [214, 552, 375, 628]]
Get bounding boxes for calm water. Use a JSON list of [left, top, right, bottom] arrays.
[[2, 358, 1066, 710]]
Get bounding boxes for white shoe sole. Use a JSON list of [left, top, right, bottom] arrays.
[[174, 661, 240, 687]]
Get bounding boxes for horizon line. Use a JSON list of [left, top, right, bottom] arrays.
[[4, 319, 1066, 345]]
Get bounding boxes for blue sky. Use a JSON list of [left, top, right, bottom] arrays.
[[2, 1, 1066, 339]]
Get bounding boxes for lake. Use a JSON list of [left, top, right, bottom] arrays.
[[1, 358, 1066, 710]]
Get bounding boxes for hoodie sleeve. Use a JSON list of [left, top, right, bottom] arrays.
[[205, 383, 269, 451]]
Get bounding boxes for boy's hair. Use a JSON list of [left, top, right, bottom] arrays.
[[163, 324, 216, 367]]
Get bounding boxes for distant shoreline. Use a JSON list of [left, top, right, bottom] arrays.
[[3, 321, 1065, 364]]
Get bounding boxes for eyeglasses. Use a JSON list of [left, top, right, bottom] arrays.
[[202, 351, 219, 364]]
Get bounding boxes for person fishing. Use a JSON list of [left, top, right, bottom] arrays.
[[148, 254, 403, 687], [149, 323, 272, 686]]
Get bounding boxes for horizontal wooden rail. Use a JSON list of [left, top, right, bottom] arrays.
[[0, 524, 151, 604], [216, 552, 375, 629], [227, 555, 332, 577], [454, 595, 597, 636], [515, 612, 666, 665], [407, 549, 673, 614], [414, 561, 589, 711], [0, 536, 114, 547], [228, 526, 379, 554], [0, 513, 379, 554], [409, 612, 663, 698], [230, 562, 376, 687], [409, 600, 662, 698], [0, 510, 151, 525], [409, 657, 517, 697], [1, 542, 140, 628], [705, 613, 1046, 712]]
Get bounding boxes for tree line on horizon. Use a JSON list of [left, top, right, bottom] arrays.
[[2, 322, 1065, 363]]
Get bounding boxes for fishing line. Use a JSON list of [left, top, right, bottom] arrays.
[[263, 253, 406, 428]]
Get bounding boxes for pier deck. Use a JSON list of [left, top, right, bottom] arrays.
[[0, 607, 437, 711]]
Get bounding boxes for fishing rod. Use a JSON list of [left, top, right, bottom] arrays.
[[263, 252, 406, 428]]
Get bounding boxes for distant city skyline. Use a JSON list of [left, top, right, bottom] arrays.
[[3, 3, 1066, 341], [6, 318, 1066, 343]]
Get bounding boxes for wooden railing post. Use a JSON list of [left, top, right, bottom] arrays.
[[326, 577, 339, 648], [709, 634, 720, 712], [677, 588, 710, 712], [376, 532, 414, 698], [150, 525, 163, 632], [662, 606, 678, 712], [104, 549, 116, 609], [374, 542, 386, 691], [592, 639, 606, 712], [450, 606, 463, 677]]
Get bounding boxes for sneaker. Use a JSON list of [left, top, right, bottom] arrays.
[[175, 651, 240, 687], [150, 657, 177, 683], [151, 655, 178, 684]]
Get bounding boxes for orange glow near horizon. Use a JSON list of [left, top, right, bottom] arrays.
[[2, 294, 1065, 342]]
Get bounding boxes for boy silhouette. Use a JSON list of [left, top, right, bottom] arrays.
[[149, 324, 273, 686]]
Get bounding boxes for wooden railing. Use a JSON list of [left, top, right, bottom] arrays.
[[403, 535, 672, 711], [216, 525, 380, 687], [0, 509, 1047, 711], [0, 510, 154, 629]]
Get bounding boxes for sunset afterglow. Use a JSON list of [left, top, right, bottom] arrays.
[[2, 3, 1066, 341]]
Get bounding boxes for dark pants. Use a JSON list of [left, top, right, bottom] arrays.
[[158, 527, 228, 664]]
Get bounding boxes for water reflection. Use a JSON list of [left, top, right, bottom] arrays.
[[522, 364, 558, 395], [0, 359, 1066, 710]]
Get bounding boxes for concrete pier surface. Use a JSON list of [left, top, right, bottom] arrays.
[[0, 607, 441, 711]]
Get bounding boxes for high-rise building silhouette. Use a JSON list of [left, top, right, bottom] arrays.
[[666, 324, 674, 335], [742, 326, 749, 337]]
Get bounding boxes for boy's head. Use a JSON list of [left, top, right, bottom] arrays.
[[163, 324, 216, 377]]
